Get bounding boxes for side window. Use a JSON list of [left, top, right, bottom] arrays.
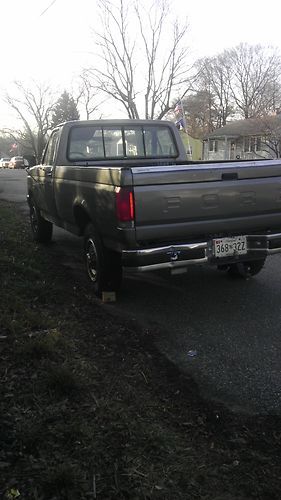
[[143, 127, 177, 157], [42, 131, 59, 166], [68, 126, 104, 160]]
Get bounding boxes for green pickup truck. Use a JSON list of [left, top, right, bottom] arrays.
[[27, 119, 281, 295]]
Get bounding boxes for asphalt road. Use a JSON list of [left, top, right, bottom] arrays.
[[1, 168, 281, 415]]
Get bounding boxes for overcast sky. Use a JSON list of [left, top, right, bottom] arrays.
[[1, 0, 281, 127]]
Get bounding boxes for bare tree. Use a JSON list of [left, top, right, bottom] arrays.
[[196, 54, 234, 128], [186, 44, 281, 137], [180, 53, 235, 137], [5, 81, 56, 162], [86, 0, 190, 119], [0, 128, 33, 157], [135, 1, 189, 119], [181, 90, 217, 138], [259, 115, 281, 158], [225, 43, 281, 119], [75, 71, 105, 120]]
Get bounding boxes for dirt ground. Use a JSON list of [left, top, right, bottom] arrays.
[[1, 200, 281, 500]]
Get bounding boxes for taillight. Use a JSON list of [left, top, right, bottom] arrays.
[[116, 187, 135, 222]]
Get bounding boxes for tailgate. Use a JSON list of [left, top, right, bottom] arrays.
[[131, 160, 281, 242]]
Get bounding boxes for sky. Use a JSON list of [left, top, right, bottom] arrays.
[[1, 0, 281, 127]]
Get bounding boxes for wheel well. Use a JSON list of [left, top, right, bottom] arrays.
[[73, 206, 92, 235]]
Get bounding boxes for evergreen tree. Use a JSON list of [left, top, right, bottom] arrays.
[[51, 91, 80, 127]]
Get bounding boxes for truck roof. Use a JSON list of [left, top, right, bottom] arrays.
[[56, 119, 174, 127]]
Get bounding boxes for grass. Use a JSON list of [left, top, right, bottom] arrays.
[[16, 328, 64, 358], [44, 364, 83, 398], [1, 199, 281, 499]]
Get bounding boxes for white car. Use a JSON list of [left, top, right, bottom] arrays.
[[0, 157, 10, 168], [9, 156, 25, 169]]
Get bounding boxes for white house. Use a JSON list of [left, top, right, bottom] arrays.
[[203, 115, 281, 161]]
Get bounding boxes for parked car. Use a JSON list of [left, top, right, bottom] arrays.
[[27, 119, 281, 296], [9, 156, 25, 169], [0, 157, 10, 168]]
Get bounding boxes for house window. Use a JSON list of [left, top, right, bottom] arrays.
[[250, 138, 256, 152], [209, 140, 218, 152], [256, 137, 262, 151], [244, 138, 250, 152], [244, 137, 262, 153]]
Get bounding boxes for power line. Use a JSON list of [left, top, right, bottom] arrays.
[[40, 0, 57, 17]]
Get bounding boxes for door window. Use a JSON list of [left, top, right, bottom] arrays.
[[43, 130, 60, 165]]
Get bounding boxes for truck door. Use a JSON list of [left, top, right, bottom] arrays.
[[40, 129, 60, 218]]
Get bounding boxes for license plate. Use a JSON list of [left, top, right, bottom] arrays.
[[213, 236, 247, 258]]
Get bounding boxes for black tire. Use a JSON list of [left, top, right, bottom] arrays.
[[228, 258, 266, 278], [84, 224, 122, 296], [29, 199, 53, 243]]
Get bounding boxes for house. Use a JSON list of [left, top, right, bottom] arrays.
[[203, 115, 281, 161]]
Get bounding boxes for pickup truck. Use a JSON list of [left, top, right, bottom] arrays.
[[27, 119, 281, 296]]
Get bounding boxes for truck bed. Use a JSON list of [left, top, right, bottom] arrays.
[[131, 160, 281, 243]]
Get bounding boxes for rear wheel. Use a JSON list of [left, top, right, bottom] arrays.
[[227, 259, 266, 278], [29, 199, 53, 243], [84, 224, 122, 296]]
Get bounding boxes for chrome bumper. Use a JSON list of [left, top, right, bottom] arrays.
[[122, 232, 281, 272]]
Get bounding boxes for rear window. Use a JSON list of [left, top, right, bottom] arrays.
[[67, 125, 178, 161]]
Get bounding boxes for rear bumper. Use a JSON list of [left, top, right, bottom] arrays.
[[122, 232, 281, 272]]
